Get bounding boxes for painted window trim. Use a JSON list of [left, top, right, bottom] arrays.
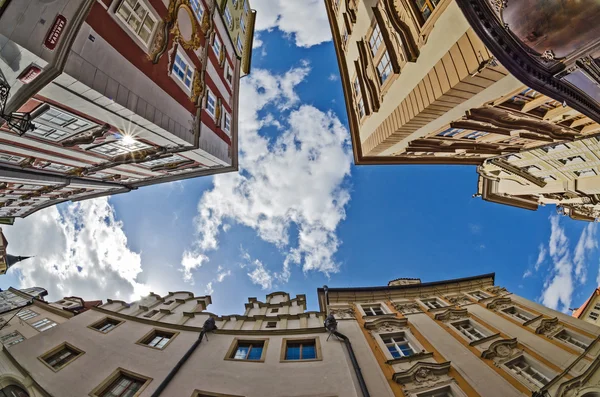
[[376, 329, 425, 361], [87, 317, 125, 334], [279, 337, 323, 363], [135, 328, 180, 350], [110, 0, 160, 53], [224, 338, 269, 363], [449, 319, 494, 344], [89, 367, 153, 397], [38, 342, 85, 372], [206, 90, 217, 119], [171, 47, 196, 94]]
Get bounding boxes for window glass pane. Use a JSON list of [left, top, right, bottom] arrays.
[[247, 346, 262, 360], [286, 344, 301, 360], [234, 345, 249, 359], [302, 344, 316, 359]]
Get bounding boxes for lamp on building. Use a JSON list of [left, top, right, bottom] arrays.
[[0, 79, 36, 136]]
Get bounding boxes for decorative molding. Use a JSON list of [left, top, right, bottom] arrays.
[[392, 361, 452, 385], [556, 355, 600, 397], [386, 351, 434, 365], [535, 317, 561, 335], [434, 308, 469, 322], [486, 296, 512, 310], [364, 316, 408, 333], [149, 21, 168, 64], [60, 124, 111, 147], [329, 307, 355, 319], [356, 40, 381, 113], [486, 286, 508, 295], [445, 294, 473, 306], [393, 301, 422, 315], [382, 0, 419, 62], [481, 338, 521, 363]]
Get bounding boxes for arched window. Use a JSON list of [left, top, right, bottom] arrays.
[[0, 385, 29, 397], [581, 393, 600, 397]]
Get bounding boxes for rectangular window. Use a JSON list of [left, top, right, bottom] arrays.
[[543, 143, 569, 153], [413, 0, 440, 23], [362, 305, 384, 316], [0, 331, 25, 347], [437, 128, 463, 137], [213, 35, 222, 57], [416, 386, 456, 397], [90, 318, 123, 333], [224, 7, 233, 27], [96, 372, 147, 397], [139, 329, 177, 349], [575, 169, 597, 177], [206, 91, 217, 118], [369, 24, 383, 56], [115, 0, 157, 45], [594, 304, 600, 311], [559, 156, 585, 166], [464, 130, 489, 140], [265, 321, 277, 329], [141, 154, 186, 169], [41, 343, 83, 371], [422, 299, 443, 310], [243, 0, 249, 14], [31, 318, 57, 332], [237, 35, 243, 53], [271, 308, 279, 314], [173, 50, 195, 90], [555, 329, 590, 350], [240, 15, 246, 34], [376, 50, 392, 85], [342, 28, 348, 46], [89, 138, 152, 158], [284, 340, 317, 361], [143, 310, 158, 318], [225, 63, 233, 84], [44, 163, 75, 173], [381, 333, 415, 359], [354, 76, 365, 119], [502, 306, 534, 322], [190, 0, 204, 21], [224, 113, 231, 135], [505, 356, 552, 388], [357, 98, 365, 119], [0, 153, 25, 164], [590, 312, 599, 321], [453, 320, 488, 342], [470, 291, 489, 300], [30, 106, 96, 142], [16, 309, 38, 321], [229, 340, 266, 361]]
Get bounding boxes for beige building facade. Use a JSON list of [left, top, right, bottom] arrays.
[[573, 288, 600, 326], [3, 273, 600, 397]]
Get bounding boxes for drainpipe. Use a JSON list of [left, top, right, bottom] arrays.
[[150, 330, 205, 397], [323, 286, 371, 397]]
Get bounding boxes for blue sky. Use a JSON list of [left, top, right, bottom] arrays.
[[2, 0, 599, 317]]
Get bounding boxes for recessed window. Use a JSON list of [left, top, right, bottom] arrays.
[[362, 305, 384, 316], [502, 306, 534, 322], [227, 339, 267, 361], [265, 321, 277, 329], [224, 7, 233, 27], [16, 309, 38, 321], [89, 138, 152, 158], [225, 63, 233, 84], [0, 331, 25, 347], [91, 368, 151, 397], [437, 127, 463, 137], [115, 0, 157, 45], [143, 310, 158, 318], [236, 35, 243, 54], [589, 311, 599, 320], [452, 320, 488, 342], [543, 143, 569, 153], [173, 50, 195, 91], [0, 153, 26, 164], [212, 35, 222, 57], [594, 303, 600, 311], [206, 91, 217, 118], [353, 76, 365, 119], [224, 112, 231, 135], [90, 317, 123, 333], [240, 15, 246, 34], [470, 291, 489, 300], [559, 155, 585, 166], [422, 298, 444, 310], [575, 168, 597, 177], [381, 333, 415, 358], [30, 106, 96, 142], [555, 329, 590, 350], [271, 308, 279, 314], [416, 385, 457, 397], [41, 343, 83, 371], [190, 0, 204, 22], [243, 0, 249, 14], [283, 339, 318, 361], [376, 50, 392, 85], [357, 98, 365, 118], [412, 0, 439, 22], [31, 318, 57, 332], [505, 355, 552, 388], [342, 28, 348, 46], [369, 24, 383, 56], [464, 131, 489, 140], [138, 329, 177, 349]]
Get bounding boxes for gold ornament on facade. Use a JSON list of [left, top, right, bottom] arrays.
[[148, 21, 167, 62], [215, 98, 222, 127], [201, 11, 212, 35], [191, 69, 205, 105]]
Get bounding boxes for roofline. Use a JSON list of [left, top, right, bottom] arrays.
[[572, 288, 600, 318], [317, 273, 496, 294]]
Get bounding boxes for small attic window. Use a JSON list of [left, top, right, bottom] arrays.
[[271, 308, 279, 313]]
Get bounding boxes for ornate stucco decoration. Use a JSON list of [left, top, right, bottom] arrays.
[[382, 0, 419, 63], [481, 338, 521, 364], [171, 3, 202, 51], [392, 361, 452, 386], [148, 21, 167, 63], [150, 159, 195, 172], [393, 301, 422, 315], [364, 316, 408, 333], [445, 294, 473, 306], [556, 358, 600, 397], [535, 317, 561, 335], [486, 286, 507, 295], [191, 69, 205, 105], [486, 296, 512, 310], [61, 124, 111, 147], [434, 308, 469, 322], [329, 307, 355, 319], [215, 98, 222, 127], [356, 40, 381, 112]]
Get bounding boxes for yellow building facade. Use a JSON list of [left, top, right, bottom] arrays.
[[218, 0, 256, 76]]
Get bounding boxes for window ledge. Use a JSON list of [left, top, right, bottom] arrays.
[[386, 351, 434, 365], [523, 314, 544, 327], [469, 333, 501, 347]]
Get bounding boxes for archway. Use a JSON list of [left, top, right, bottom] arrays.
[[0, 385, 29, 397]]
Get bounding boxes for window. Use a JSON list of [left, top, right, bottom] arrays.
[[91, 369, 150, 397], [559, 156, 585, 166], [369, 24, 383, 56], [357, 98, 365, 119], [30, 106, 95, 142], [0, 385, 29, 397], [225, 63, 233, 84], [362, 305, 384, 316], [543, 143, 569, 153], [227, 339, 266, 361], [236, 34, 243, 54], [0, 153, 25, 164], [172, 50, 194, 91], [422, 299, 444, 310], [505, 356, 552, 388], [138, 329, 177, 349], [453, 320, 488, 342], [376, 50, 392, 84], [89, 139, 152, 158], [283, 339, 318, 361], [502, 306, 534, 322], [224, 7, 233, 27], [353, 76, 365, 119], [555, 329, 590, 350], [90, 317, 123, 333], [437, 128, 463, 137], [470, 291, 489, 300], [412, 0, 440, 22], [381, 333, 415, 358], [589, 312, 599, 321], [190, 0, 204, 22], [265, 321, 277, 329], [143, 310, 158, 318], [31, 318, 57, 332], [223, 113, 231, 135], [141, 154, 186, 169], [240, 15, 246, 34], [464, 131, 489, 140], [594, 303, 600, 311], [206, 90, 217, 118], [416, 385, 457, 397], [212, 35, 222, 57], [342, 28, 348, 46], [44, 163, 75, 173], [271, 308, 279, 314], [0, 331, 25, 347], [41, 343, 83, 371], [115, 0, 157, 45], [16, 309, 38, 321], [243, 0, 249, 14], [575, 169, 597, 177]]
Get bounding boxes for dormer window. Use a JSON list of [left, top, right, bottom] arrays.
[[362, 304, 385, 316]]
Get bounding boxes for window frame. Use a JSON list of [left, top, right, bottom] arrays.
[[361, 304, 386, 317], [171, 47, 196, 93], [224, 338, 269, 363], [0, 330, 25, 347], [88, 317, 125, 334], [420, 298, 446, 310], [504, 355, 554, 389], [589, 311, 599, 321], [205, 90, 217, 119], [450, 319, 492, 343], [415, 384, 469, 397], [190, 0, 204, 22], [89, 367, 152, 397], [379, 331, 420, 360], [29, 105, 97, 142], [16, 309, 39, 321], [352, 74, 366, 121], [224, 62, 234, 86], [224, 6, 233, 28], [366, 20, 394, 90], [136, 328, 179, 350], [280, 337, 322, 363], [410, 0, 441, 25], [469, 291, 490, 301], [30, 318, 57, 332], [212, 34, 222, 58], [191, 390, 244, 397], [501, 306, 536, 323], [112, 0, 159, 52], [38, 342, 84, 372], [553, 329, 590, 350], [223, 112, 231, 135]]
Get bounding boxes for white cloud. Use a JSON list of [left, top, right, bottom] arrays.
[[523, 269, 533, 278], [180, 64, 352, 286], [4, 198, 151, 302], [328, 74, 338, 81], [541, 216, 575, 312], [247, 259, 274, 290], [252, 0, 332, 47], [253, 33, 264, 49], [535, 243, 547, 270], [573, 223, 597, 284], [468, 223, 482, 234], [216, 268, 232, 282]]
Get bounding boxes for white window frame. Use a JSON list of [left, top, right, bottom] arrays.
[[31, 318, 57, 332], [0, 153, 25, 164], [240, 14, 246, 34], [376, 49, 393, 85], [113, 0, 159, 51], [224, 6, 233, 27], [421, 298, 445, 310], [416, 384, 468, 397], [554, 329, 590, 350], [451, 319, 491, 343], [206, 90, 217, 119], [224, 62, 234, 86], [212, 34, 222, 58], [502, 306, 535, 323], [361, 304, 385, 317], [16, 309, 39, 321], [0, 331, 25, 347], [190, 0, 204, 22], [469, 291, 490, 300], [379, 331, 421, 360], [30, 105, 97, 142], [223, 111, 231, 135], [237, 34, 243, 54], [504, 355, 554, 389], [171, 48, 195, 93]]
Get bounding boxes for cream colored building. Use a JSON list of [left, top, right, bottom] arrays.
[[573, 288, 600, 326], [218, 0, 256, 76], [3, 273, 600, 397]]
